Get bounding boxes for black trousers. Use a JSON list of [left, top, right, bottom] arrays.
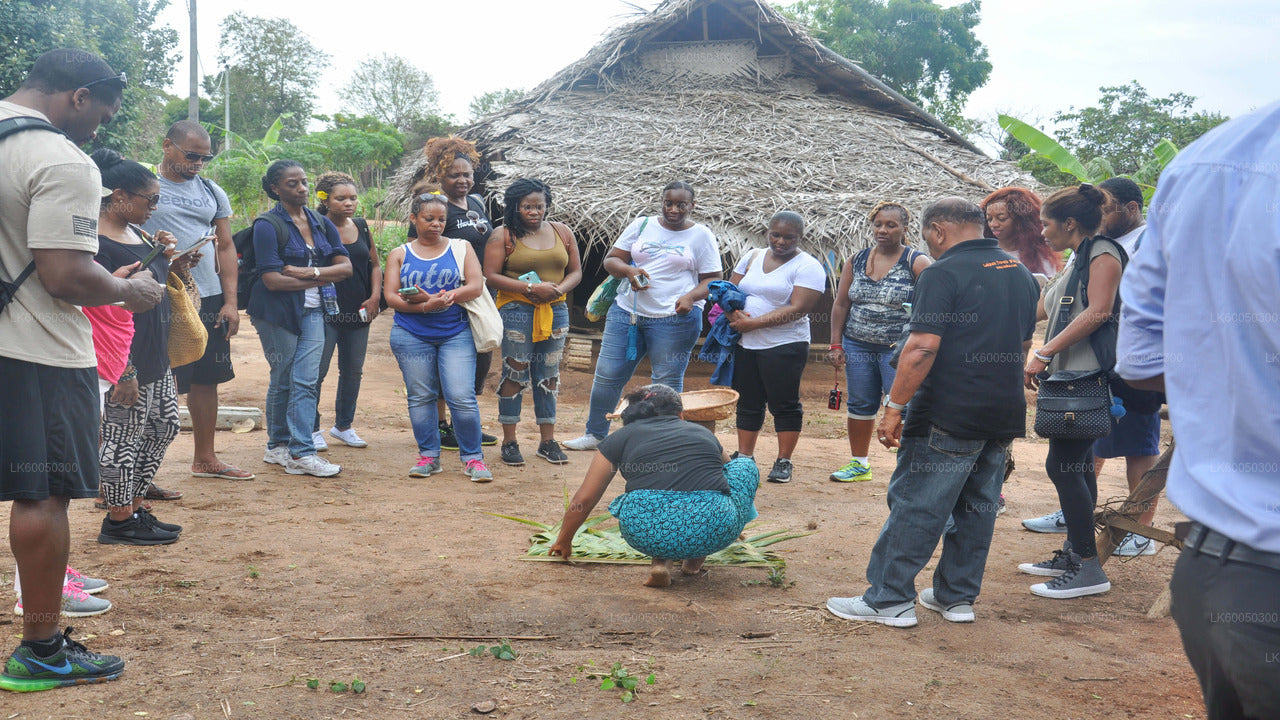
[[732, 341, 809, 433], [1171, 526, 1280, 720]]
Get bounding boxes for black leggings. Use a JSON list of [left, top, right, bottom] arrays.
[[732, 342, 809, 433], [1046, 437, 1099, 558]]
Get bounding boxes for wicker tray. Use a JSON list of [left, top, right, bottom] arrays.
[[608, 388, 739, 421]]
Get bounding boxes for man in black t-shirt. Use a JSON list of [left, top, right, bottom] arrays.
[[827, 197, 1039, 628]]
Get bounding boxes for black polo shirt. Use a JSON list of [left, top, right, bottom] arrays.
[[902, 238, 1040, 440]]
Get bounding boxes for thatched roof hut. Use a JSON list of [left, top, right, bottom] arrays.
[[389, 0, 1032, 277]]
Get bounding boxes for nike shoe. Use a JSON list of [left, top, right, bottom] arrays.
[[0, 627, 124, 692]]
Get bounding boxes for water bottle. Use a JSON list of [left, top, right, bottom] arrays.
[[321, 283, 340, 317]]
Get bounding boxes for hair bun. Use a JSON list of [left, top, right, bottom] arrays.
[[90, 148, 124, 170], [1077, 183, 1105, 205]]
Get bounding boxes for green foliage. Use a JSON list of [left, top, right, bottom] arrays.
[[204, 13, 329, 140], [469, 88, 525, 121], [467, 640, 517, 661], [784, 0, 990, 131], [0, 0, 178, 158], [339, 54, 438, 131], [290, 125, 403, 177], [1016, 153, 1079, 188], [1052, 81, 1227, 176], [592, 662, 653, 703]]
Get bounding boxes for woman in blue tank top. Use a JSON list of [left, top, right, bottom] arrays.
[[384, 194, 492, 481]]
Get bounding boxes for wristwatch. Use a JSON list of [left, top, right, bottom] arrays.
[[884, 397, 908, 411], [312, 267, 320, 279]]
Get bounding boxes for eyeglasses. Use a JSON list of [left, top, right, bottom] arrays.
[[127, 190, 160, 209], [80, 72, 127, 91], [172, 142, 216, 163]]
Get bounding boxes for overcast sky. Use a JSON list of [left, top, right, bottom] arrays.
[[160, 0, 1280, 149]]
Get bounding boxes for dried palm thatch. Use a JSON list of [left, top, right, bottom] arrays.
[[387, 0, 1035, 275], [489, 511, 811, 567]]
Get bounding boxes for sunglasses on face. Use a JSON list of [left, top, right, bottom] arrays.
[[173, 143, 216, 163], [127, 190, 160, 208], [80, 72, 127, 90]]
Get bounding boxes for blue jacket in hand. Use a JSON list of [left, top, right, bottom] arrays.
[[699, 280, 747, 386]]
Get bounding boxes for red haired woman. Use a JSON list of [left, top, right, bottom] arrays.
[[981, 187, 1062, 281]]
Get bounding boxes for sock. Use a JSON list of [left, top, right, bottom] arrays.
[[21, 633, 63, 658], [853, 456, 868, 465]]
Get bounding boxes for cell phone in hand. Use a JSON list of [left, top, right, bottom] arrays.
[[634, 273, 650, 288], [517, 271, 541, 283], [128, 243, 167, 275], [398, 286, 422, 296]]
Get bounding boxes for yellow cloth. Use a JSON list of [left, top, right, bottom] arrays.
[[495, 290, 567, 343]]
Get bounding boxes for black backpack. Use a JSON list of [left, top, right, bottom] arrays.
[[0, 117, 64, 315], [233, 212, 289, 310]]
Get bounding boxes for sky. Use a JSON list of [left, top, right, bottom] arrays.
[[159, 0, 1280, 150]]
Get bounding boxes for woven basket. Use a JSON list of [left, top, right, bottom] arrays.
[[167, 272, 208, 368], [609, 388, 739, 421]]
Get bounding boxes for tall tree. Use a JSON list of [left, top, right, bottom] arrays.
[[468, 88, 524, 121], [205, 13, 329, 140], [0, 0, 178, 158], [338, 54, 438, 132], [784, 0, 990, 131], [1051, 81, 1227, 176]]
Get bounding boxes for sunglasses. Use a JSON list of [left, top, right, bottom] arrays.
[[172, 142, 216, 163], [127, 190, 161, 209], [80, 72, 127, 90]]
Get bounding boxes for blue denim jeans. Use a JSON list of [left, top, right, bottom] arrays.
[[862, 425, 1010, 607], [843, 337, 895, 420], [497, 301, 569, 426], [314, 323, 371, 432], [389, 324, 482, 462], [583, 304, 703, 439], [254, 308, 325, 457]]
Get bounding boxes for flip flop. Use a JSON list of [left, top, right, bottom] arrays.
[[144, 484, 184, 501], [191, 465, 256, 481]]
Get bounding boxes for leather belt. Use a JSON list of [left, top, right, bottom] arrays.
[[1182, 522, 1280, 573]]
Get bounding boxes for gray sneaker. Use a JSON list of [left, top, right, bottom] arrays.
[[1018, 545, 1079, 577], [767, 458, 793, 484], [65, 566, 108, 595], [826, 595, 917, 628], [263, 445, 291, 466], [15, 580, 112, 618], [409, 456, 442, 478], [919, 588, 975, 623], [1031, 556, 1111, 599], [1022, 509, 1068, 533]]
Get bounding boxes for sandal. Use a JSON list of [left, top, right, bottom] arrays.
[[144, 484, 183, 501], [191, 464, 256, 480]]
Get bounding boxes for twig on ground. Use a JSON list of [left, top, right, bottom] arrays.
[[315, 634, 558, 643]]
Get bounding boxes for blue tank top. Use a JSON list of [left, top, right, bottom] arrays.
[[393, 242, 468, 341]]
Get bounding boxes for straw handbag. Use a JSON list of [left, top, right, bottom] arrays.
[[167, 271, 208, 367]]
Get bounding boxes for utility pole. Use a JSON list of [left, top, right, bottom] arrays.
[[223, 66, 231, 150], [187, 0, 198, 121]]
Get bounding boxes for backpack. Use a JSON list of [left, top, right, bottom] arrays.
[[0, 117, 64, 315], [233, 213, 289, 310]]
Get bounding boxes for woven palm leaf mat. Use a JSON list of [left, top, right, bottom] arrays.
[[489, 512, 812, 567]]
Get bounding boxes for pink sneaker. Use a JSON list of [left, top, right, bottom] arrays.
[[15, 579, 112, 618], [65, 565, 109, 594], [465, 459, 493, 483], [409, 456, 441, 478]]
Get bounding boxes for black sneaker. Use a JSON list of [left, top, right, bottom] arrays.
[[0, 627, 124, 692], [767, 458, 793, 484], [500, 441, 525, 466], [481, 431, 498, 447], [136, 507, 182, 534], [97, 513, 179, 546], [536, 440, 569, 464], [438, 422, 459, 451]]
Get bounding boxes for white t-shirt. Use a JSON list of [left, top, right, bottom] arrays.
[[1112, 223, 1145, 256], [0, 101, 100, 368], [733, 248, 827, 350], [613, 216, 721, 318]]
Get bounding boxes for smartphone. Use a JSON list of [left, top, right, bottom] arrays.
[[517, 271, 541, 284], [358, 308, 369, 322], [398, 286, 422, 296], [172, 235, 215, 261], [127, 242, 168, 276], [634, 273, 650, 288]]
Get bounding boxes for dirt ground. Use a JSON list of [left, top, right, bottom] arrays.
[[1, 318, 1203, 720]]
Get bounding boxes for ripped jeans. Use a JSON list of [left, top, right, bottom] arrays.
[[497, 300, 569, 426]]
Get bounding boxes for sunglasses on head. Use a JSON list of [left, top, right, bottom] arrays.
[[80, 72, 127, 90], [172, 143, 216, 163]]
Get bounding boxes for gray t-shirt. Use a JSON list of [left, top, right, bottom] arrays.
[[596, 416, 728, 493], [143, 175, 231, 298]]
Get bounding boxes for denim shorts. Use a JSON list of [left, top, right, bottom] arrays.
[[842, 337, 895, 419], [1093, 408, 1161, 458]]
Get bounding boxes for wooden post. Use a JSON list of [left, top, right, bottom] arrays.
[[1095, 439, 1177, 565]]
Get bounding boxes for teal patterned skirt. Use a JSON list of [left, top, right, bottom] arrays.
[[608, 457, 760, 560]]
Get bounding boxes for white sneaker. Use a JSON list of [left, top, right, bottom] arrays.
[[263, 446, 291, 466], [563, 434, 602, 451], [311, 431, 329, 452], [285, 454, 341, 477], [1113, 532, 1158, 557], [1021, 509, 1068, 533], [329, 426, 368, 448]]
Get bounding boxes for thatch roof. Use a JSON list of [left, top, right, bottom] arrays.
[[389, 0, 1033, 274]]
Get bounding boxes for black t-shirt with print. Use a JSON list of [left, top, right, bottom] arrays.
[[96, 232, 173, 385], [597, 416, 729, 493], [902, 238, 1040, 440], [407, 195, 492, 260]]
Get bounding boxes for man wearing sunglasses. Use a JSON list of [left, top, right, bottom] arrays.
[[143, 121, 253, 483], [1, 48, 164, 691]]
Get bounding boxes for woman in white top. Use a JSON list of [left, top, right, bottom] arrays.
[[564, 182, 722, 450], [728, 211, 827, 483]]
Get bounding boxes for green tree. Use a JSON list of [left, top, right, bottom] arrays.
[[784, 0, 990, 130], [204, 13, 329, 140], [338, 54, 438, 132], [0, 0, 178, 157], [468, 88, 524, 121], [1051, 81, 1227, 176]]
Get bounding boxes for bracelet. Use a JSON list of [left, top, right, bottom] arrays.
[[1033, 351, 1053, 363], [118, 367, 137, 383], [829, 344, 842, 350], [884, 397, 908, 411]]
